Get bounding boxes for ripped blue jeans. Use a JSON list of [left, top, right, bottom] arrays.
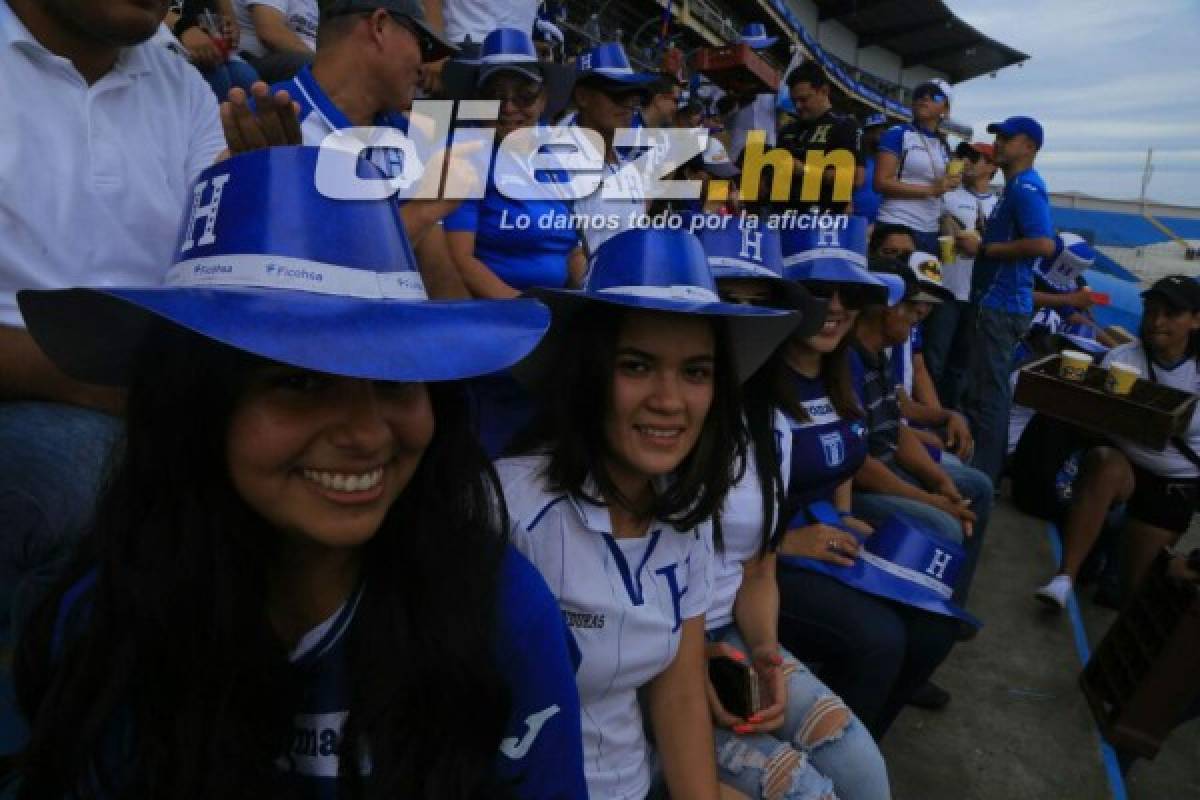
[[710, 626, 891, 800]]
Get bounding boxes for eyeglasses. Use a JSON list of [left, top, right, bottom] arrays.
[[877, 247, 913, 262], [913, 89, 947, 104], [806, 282, 873, 311], [482, 86, 544, 108]]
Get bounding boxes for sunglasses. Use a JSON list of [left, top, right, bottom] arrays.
[[913, 89, 947, 104], [806, 282, 874, 310], [482, 86, 544, 108]]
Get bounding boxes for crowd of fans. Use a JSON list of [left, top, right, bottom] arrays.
[[1, 0, 1198, 798]]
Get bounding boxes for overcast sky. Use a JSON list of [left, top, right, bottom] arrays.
[[945, 0, 1200, 208]]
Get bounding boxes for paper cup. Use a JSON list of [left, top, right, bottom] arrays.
[[946, 158, 965, 178], [1105, 362, 1140, 395], [938, 235, 956, 265], [1059, 350, 1093, 382]]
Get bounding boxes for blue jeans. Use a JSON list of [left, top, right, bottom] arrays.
[[851, 462, 993, 607], [710, 626, 891, 800], [0, 402, 121, 639], [964, 307, 1031, 482], [776, 568, 958, 738], [201, 56, 259, 101], [921, 300, 975, 409]]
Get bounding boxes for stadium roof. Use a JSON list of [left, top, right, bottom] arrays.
[[813, 0, 1029, 83]]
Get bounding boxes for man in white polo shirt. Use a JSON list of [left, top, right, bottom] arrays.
[[0, 0, 224, 637]]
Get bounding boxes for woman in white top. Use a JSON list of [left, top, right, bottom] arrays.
[[1036, 275, 1200, 608], [497, 229, 800, 800], [873, 79, 961, 255]]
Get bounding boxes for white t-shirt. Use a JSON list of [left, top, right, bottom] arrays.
[[940, 187, 998, 302], [876, 123, 950, 234], [498, 455, 713, 800], [442, 0, 539, 44], [558, 116, 649, 256], [728, 94, 777, 162], [235, 0, 317, 59], [708, 412, 792, 631], [0, 2, 225, 326], [1102, 343, 1200, 478]]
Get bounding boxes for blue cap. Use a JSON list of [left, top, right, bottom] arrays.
[[574, 42, 656, 87], [987, 115, 1044, 149], [520, 229, 802, 382], [738, 22, 778, 50], [780, 216, 903, 306], [782, 504, 981, 629], [18, 147, 550, 386], [476, 28, 542, 85]]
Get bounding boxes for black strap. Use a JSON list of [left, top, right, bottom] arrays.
[[1145, 354, 1200, 471]]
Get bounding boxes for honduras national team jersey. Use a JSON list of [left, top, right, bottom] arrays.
[[708, 412, 792, 631], [970, 168, 1054, 315], [876, 123, 951, 233], [497, 455, 714, 800], [783, 372, 869, 525]]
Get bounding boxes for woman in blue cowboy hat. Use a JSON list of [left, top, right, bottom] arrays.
[[10, 148, 586, 800], [497, 228, 800, 800], [696, 222, 893, 800], [443, 28, 583, 299], [769, 221, 961, 738]]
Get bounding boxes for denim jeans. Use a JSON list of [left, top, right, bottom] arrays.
[[201, 57, 259, 101], [709, 626, 891, 800], [964, 307, 1031, 482], [0, 402, 121, 639], [920, 300, 975, 409], [776, 568, 958, 739], [851, 461, 993, 607]]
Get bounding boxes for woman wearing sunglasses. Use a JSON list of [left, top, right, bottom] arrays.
[[444, 29, 584, 299], [873, 79, 960, 257], [699, 224, 892, 800], [769, 225, 960, 739]]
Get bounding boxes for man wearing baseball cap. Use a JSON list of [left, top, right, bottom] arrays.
[[955, 115, 1056, 483]]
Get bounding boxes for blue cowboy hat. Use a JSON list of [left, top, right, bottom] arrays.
[[783, 502, 981, 628], [574, 42, 657, 89], [1035, 232, 1096, 293], [441, 28, 574, 118], [781, 216, 904, 306], [738, 22, 778, 50], [696, 222, 827, 338], [516, 228, 802, 384], [18, 147, 550, 385]]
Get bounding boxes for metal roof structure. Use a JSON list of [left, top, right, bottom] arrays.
[[812, 0, 1029, 83]]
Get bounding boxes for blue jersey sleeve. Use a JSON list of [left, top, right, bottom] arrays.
[[443, 197, 480, 233], [877, 125, 905, 157], [493, 547, 588, 800], [1013, 177, 1054, 240], [847, 347, 867, 403]]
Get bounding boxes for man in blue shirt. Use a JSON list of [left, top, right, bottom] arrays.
[[955, 116, 1056, 483]]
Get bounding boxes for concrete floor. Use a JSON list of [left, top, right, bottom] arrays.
[[881, 498, 1200, 799]]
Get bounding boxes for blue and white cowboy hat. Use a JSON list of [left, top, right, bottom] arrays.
[[696, 223, 827, 337], [738, 22, 778, 50], [442, 28, 574, 116], [517, 228, 802, 383], [862, 112, 889, 129], [781, 216, 904, 306], [574, 42, 657, 88], [18, 147, 550, 385], [783, 502, 981, 628], [1035, 232, 1096, 293]]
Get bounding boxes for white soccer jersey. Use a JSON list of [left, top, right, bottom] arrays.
[[708, 412, 791, 631], [497, 455, 713, 800], [941, 187, 998, 302], [1103, 343, 1200, 478], [235, 0, 318, 59]]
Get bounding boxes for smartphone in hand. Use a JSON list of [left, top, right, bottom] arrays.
[[708, 655, 761, 719]]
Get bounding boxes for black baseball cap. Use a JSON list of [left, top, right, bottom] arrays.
[[322, 0, 457, 61], [1142, 275, 1200, 312], [867, 256, 918, 302]]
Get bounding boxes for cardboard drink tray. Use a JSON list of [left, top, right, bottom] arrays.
[[1080, 551, 1200, 759], [1013, 353, 1197, 450], [691, 44, 779, 94]]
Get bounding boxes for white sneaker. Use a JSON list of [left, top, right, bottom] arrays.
[[1035, 575, 1073, 609]]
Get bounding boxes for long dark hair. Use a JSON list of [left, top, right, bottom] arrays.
[[510, 304, 746, 538], [15, 323, 512, 800], [742, 333, 862, 553]]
